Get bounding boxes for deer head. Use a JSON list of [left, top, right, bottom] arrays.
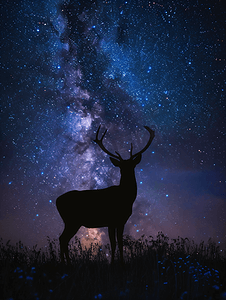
[[94, 125, 155, 183]]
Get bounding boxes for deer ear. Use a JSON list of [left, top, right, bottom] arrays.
[[110, 157, 121, 167], [133, 154, 142, 165]]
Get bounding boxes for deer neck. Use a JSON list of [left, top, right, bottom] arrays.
[[119, 169, 137, 199]]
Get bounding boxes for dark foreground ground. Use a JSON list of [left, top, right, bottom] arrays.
[[1, 232, 226, 300]]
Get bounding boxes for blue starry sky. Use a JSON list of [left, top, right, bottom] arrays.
[[1, 0, 225, 249]]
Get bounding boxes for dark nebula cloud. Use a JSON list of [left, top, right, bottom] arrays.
[[1, 0, 225, 250]]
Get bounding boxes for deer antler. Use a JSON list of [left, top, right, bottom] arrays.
[[94, 125, 154, 160], [94, 125, 123, 160], [130, 126, 155, 159]]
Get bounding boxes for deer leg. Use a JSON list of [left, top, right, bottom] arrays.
[[117, 224, 125, 266], [108, 227, 116, 264], [59, 225, 80, 264]]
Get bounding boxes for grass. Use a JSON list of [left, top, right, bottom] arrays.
[[0, 232, 225, 300]]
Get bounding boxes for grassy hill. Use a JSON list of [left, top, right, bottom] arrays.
[[1, 232, 225, 300]]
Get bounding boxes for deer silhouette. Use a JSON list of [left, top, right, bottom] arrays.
[[56, 125, 155, 264]]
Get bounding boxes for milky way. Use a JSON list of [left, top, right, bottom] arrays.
[[1, 0, 225, 250]]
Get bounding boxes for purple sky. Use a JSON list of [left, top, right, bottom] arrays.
[[1, 0, 225, 251]]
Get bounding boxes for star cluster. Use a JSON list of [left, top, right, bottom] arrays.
[[1, 0, 225, 249]]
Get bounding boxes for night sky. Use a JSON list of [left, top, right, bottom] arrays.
[[1, 0, 225, 251]]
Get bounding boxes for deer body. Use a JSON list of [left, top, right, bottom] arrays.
[[56, 185, 135, 228], [56, 126, 154, 264]]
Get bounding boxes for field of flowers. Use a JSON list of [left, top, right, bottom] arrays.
[[1, 232, 225, 300]]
